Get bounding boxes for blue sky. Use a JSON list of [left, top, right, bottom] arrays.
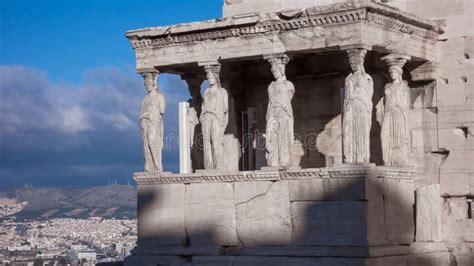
[[0, 0, 223, 190]]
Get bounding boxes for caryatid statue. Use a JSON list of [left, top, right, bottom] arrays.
[[265, 54, 295, 167], [380, 54, 411, 166], [200, 64, 229, 170], [342, 48, 374, 164], [182, 75, 204, 170], [140, 71, 166, 172]]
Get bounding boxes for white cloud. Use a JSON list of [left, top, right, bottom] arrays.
[[0, 64, 191, 188], [0, 65, 143, 136], [60, 105, 93, 134], [99, 112, 135, 131]]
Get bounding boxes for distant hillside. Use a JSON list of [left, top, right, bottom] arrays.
[[0, 185, 136, 220]]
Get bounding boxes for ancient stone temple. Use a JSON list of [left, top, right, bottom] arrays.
[[125, 0, 473, 265]]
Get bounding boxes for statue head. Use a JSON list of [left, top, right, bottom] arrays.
[[267, 55, 289, 80], [389, 66, 403, 81], [141, 72, 158, 94], [382, 54, 410, 82], [271, 62, 286, 80], [347, 49, 367, 73], [204, 64, 221, 88], [207, 72, 219, 86]]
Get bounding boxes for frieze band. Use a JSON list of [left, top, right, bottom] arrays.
[[129, 7, 438, 49], [134, 166, 416, 185]]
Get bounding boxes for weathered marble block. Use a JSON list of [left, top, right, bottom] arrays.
[[289, 177, 366, 201], [233, 256, 366, 266], [185, 183, 238, 246], [416, 184, 442, 242], [124, 255, 186, 266], [235, 180, 292, 246], [366, 176, 415, 245], [384, 178, 415, 244], [137, 184, 186, 245], [289, 174, 414, 246], [291, 201, 368, 246]]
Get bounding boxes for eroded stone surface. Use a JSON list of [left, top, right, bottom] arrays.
[[366, 252, 451, 266], [291, 201, 367, 246], [137, 184, 186, 245], [124, 255, 186, 266], [416, 184, 442, 242], [233, 256, 366, 266], [185, 183, 238, 246], [235, 181, 291, 245], [384, 178, 415, 244], [289, 178, 365, 201], [442, 197, 474, 246], [366, 177, 386, 245], [192, 256, 233, 266]]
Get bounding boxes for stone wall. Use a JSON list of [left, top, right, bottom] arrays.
[[128, 167, 454, 265], [386, 0, 474, 264]]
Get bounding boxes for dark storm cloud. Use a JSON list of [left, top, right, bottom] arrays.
[[0, 65, 189, 190]]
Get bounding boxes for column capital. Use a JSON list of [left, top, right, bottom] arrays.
[[137, 68, 159, 74], [198, 60, 220, 68], [340, 44, 372, 52], [347, 48, 368, 60], [198, 61, 221, 76], [264, 53, 290, 65], [381, 54, 411, 68]]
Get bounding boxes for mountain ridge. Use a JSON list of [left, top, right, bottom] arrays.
[[0, 184, 136, 219]]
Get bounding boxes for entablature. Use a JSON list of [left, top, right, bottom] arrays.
[[126, 1, 441, 71]]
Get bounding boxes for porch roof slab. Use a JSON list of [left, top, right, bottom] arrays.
[[126, 1, 442, 72]]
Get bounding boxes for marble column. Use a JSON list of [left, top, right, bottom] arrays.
[[181, 75, 205, 171], [199, 63, 229, 170], [342, 48, 374, 164], [264, 54, 295, 168], [380, 54, 412, 166], [140, 70, 166, 172]]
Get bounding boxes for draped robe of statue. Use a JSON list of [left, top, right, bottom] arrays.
[[381, 80, 410, 166], [266, 80, 295, 167], [200, 84, 228, 169], [140, 89, 166, 172], [343, 71, 374, 163]]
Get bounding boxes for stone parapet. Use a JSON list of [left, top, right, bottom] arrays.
[[127, 165, 423, 265]]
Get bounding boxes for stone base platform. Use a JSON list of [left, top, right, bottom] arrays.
[[125, 243, 450, 265], [125, 165, 449, 265]]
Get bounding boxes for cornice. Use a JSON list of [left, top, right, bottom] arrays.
[[126, 2, 440, 50], [133, 166, 416, 185]]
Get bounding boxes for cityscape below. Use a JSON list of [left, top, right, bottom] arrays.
[[0, 185, 137, 265]]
